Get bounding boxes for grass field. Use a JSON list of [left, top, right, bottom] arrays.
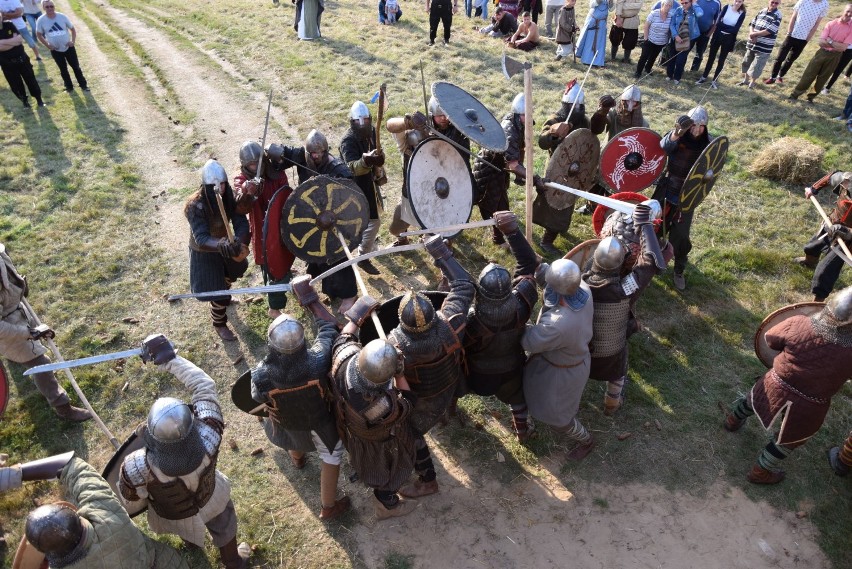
[[1, 0, 850, 567]]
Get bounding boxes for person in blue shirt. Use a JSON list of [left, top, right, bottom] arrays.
[[690, 0, 722, 71]]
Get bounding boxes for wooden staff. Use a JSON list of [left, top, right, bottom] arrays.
[[810, 195, 852, 267], [334, 229, 386, 340]]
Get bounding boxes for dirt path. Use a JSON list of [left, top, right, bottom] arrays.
[[65, 3, 833, 568]]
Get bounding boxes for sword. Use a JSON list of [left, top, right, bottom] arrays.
[[543, 181, 636, 215], [400, 218, 496, 237], [253, 88, 274, 185], [167, 243, 425, 301], [24, 348, 144, 376]]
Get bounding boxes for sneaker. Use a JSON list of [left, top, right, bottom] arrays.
[[575, 203, 593, 215], [81, 86, 90, 92], [710, 80, 718, 89], [36, 56, 42, 61], [748, 82, 755, 89], [776, 77, 784, 83], [36, 99, 46, 107], [833, 115, 847, 121], [695, 77, 707, 85], [763, 77, 775, 85], [443, 39, 449, 45], [428, 40, 435, 45], [673, 272, 686, 291], [64, 86, 74, 92], [737, 79, 748, 86], [820, 88, 829, 95], [665, 76, 672, 81], [554, 54, 562, 61], [806, 97, 815, 104]]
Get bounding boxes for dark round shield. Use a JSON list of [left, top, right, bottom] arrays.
[[679, 136, 728, 213], [281, 175, 369, 264], [564, 239, 600, 272], [431, 82, 508, 152], [0, 362, 8, 417], [360, 291, 448, 344], [101, 430, 148, 517], [600, 127, 667, 193], [591, 191, 647, 236], [406, 138, 473, 238], [754, 302, 824, 368], [231, 369, 268, 417], [543, 128, 600, 211], [262, 185, 296, 281]]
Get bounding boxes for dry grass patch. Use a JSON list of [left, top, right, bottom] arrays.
[[749, 136, 825, 185]]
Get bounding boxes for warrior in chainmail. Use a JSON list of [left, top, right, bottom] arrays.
[[389, 235, 475, 498], [250, 276, 349, 521], [327, 293, 420, 520], [464, 211, 539, 441], [583, 202, 665, 415], [590, 84, 648, 144], [723, 285, 852, 485], [184, 159, 250, 341], [118, 335, 248, 569]]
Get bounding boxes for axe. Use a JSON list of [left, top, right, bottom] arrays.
[[502, 52, 534, 243]]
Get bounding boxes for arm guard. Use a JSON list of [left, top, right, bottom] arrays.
[[159, 356, 219, 405], [506, 230, 539, 277]]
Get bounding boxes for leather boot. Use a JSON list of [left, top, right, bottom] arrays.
[[214, 324, 237, 341], [793, 254, 818, 269], [813, 295, 826, 302], [723, 412, 745, 432], [513, 419, 537, 443], [746, 464, 785, 485], [399, 478, 439, 498], [219, 537, 250, 569], [319, 496, 352, 521], [54, 403, 92, 422], [539, 229, 561, 256], [567, 436, 596, 461], [374, 496, 417, 520]]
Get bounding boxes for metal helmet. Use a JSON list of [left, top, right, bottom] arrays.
[[147, 397, 194, 444], [239, 141, 263, 177], [621, 84, 642, 103], [562, 83, 585, 105], [398, 290, 436, 333], [304, 129, 329, 154], [687, 105, 709, 126], [267, 314, 305, 354], [349, 101, 372, 138], [25, 504, 84, 559], [477, 263, 512, 300], [511, 92, 525, 115], [428, 96, 445, 118], [356, 339, 399, 385], [640, 198, 663, 221], [201, 159, 227, 186], [826, 285, 852, 326], [545, 259, 581, 297], [349, 101, 371, 122], [594, 236, 626, 271], [265, 143, 286, 172]]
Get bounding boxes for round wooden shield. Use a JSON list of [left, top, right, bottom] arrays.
[[281, 175, 369, 264], [543, 128, 600, 210], [600, 127, 667, 193], [101, 430, 148, 517], [231, 369, 268, 417], [753, 302, 825, 368], [0, 361, 9, 417], [563, 239, 600, 272], [359, 291, 448, 344], [592, 191, 647, 237], [679, 136, 728, 213], [406, 138, 473, 239], [431, 82, 508, 152], [262, 185, 296, 281]]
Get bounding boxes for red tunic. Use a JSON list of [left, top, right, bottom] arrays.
[[233, 170, 291, 267], [749, 315, 852, 446]]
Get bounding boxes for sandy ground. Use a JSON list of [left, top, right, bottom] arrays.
[[59, 2, 833, 567]]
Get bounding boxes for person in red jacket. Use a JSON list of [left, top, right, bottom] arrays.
[[723, 285, 852, 484]]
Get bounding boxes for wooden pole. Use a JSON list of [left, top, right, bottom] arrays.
[[810, 195, 852, 266], [523, 67, 534, 243], [334, 229, 387, 340]]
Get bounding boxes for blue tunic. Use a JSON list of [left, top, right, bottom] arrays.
[[575, 0, 612, 66]]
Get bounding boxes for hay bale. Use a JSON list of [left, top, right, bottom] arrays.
[[749, 137, 824, 185]]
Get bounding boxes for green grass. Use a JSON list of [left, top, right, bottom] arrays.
[[2, 0, 851, 567]]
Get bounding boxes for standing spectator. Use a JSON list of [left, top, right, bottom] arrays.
[[474, 0, 488, 19], [0, 15, 43, 106], [427, 0, 456, 45], [545, 0, 563, 36], [635, 0, 674, 77], [35, 0, 87, 92], [554, 0, 578, 59], [21, 0, 38, 41], [609, 0, 645, 63], [297, 0, 323, 39], [690, 0, 721, 72], [520, 0, 543, 23], [696, 0, 746, 87], [789, 5, 852, 102], [765, 0, 829, 85], [666, 0, 704, 84], [508, 10, 541, 49], [738, 0, 782, 88], [1, 0, 41, 62], [822, 44, 852, 94], [576, 0, 614, 67]]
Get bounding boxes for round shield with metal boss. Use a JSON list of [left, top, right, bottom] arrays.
[[563, 239, 601, 272], [600, 127, 667, 193], [753, 302, 825, 368], [231, 369, 268, 417], [281, 175, 369, 264], [543, 128, 600, 211], [406, 138, 473, 238], [101, 429, 148, 517], [679, 136, 728, 213], [431, 81, 508, 152]]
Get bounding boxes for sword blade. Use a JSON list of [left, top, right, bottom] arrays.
[[308, 243, 426, 282], [401, 218, 496, 237], [168, 283, 293, 301], [543, 181, 636, 215], [23, 348, 144, 376]]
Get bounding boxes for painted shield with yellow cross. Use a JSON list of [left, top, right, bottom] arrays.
[[281, 175, 369, 264], [679, 136, 728, 213]]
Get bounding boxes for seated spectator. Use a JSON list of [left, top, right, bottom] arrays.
[[379, 0, 402, 23], [509, 10, 541, 49], [479, 6, 519, 36]]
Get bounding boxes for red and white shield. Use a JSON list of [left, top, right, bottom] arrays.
[[600, 128, 667, 194]]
